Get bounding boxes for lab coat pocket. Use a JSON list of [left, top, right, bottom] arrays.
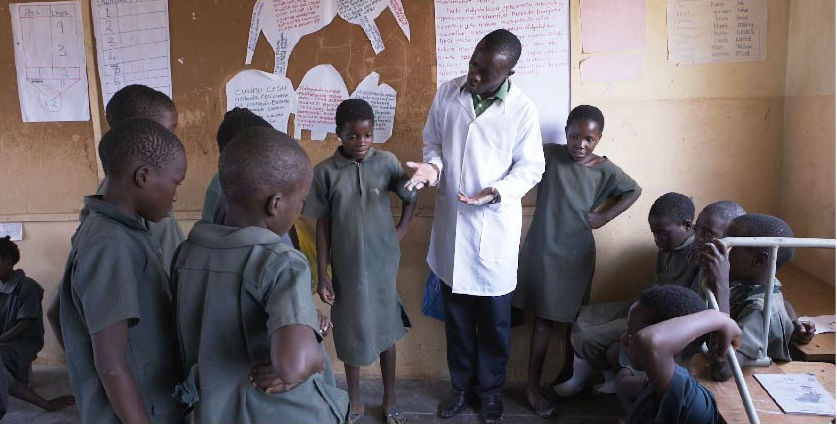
[[478, 206, 521, 262]]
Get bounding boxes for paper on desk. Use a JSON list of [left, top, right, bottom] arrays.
[[799, 315, 836, 334], [754, 373, 835, 416]]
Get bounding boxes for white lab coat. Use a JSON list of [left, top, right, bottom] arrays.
[[423, 76, 545, 296]]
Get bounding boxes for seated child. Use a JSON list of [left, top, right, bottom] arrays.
[[700, 213, 796, 363], [52, 119, 187, 424], [560, 192, 697, 396], [514, 105, 641, 416], [622, 285, 740, 424], [170, 127, 349, 424], [304, 99, 416, 424], [0, 237, 74, 417]]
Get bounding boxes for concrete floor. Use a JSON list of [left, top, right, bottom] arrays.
[[1, 365, 624, 424]]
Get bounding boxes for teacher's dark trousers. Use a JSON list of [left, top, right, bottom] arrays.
[[441, 281, 512, 398]]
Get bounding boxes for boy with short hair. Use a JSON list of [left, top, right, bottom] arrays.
[[561, 192, 696, 396], [622, 285, 739, 424], [54, 119, 187, 424], [170, 127, 349, 424], [701, 213, 796, 362], [0, 237, 74, 417]]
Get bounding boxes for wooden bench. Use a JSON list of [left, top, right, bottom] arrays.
[[691, 355, 835, 424], [779, 267, 836, 363]]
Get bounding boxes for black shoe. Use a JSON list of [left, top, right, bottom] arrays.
[[438, 390, 468, 419], [480, 396, 503, 424]]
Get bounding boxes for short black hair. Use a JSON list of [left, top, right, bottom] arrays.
[[335, 99, 375, 132], [216, 107, 273, 153], [105, 84, 175, 127], [638, 285, 708, 355], [98, 118, 185, 176], [649, 192, 695, 224], [702, 200, 746, 223], [477, 29, 522, 69], [219, 127, 311, 204], [727, 213, 795, 268], [566, 105, 605, 132], [0, 237, 19, 265]]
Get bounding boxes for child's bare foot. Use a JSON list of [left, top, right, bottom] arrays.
[[347, 403, 364, 424], [384, 407, 407, 424], [44, 395, 75, 411], [526, 387, 555, 418]]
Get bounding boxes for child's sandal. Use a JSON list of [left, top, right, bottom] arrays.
[[384, 407, 407, 424]]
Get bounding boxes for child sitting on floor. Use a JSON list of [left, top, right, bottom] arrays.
[[622, 285, 739, 423], [0, 237, 74, 418]]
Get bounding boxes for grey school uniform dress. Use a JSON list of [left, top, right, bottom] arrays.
[[0, 270, 44, 385], [730, 279, 793, 361], [93, 179, 185, 271], [303, 147, 415, 367], [170, 223, 349, 424], [514, 144, 640, 323], [571, 235, 699, 368], [58, 196, 183, 424]]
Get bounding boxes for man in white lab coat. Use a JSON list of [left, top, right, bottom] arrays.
[[406, 29, 545, 423]]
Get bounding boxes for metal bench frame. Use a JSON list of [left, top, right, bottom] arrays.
[[702, 236, 836, 424]]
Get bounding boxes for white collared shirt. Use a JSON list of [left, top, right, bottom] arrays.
[[423, 76, 545, 296]]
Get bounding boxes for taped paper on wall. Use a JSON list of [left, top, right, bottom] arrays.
[[668, 0, 767, 65], [293, 64, 348, 140], [91, 0, 174, 107], [336, 0, 410, 54], [226, 70, 297, 133], [350, 72, 396, 143], [10, 1, 90, 122]]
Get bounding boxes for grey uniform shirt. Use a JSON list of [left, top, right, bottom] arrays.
[[58, 196, 183, 424], [0, 270, 44, 383], [171, 223, 349, 424]]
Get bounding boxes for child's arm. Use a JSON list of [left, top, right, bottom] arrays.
[[315, 218, 334, 305], [0, 319, 35, 344], [46, 294, 64, 350], [91, 321, 152, 424], [635, 309, 742, 396], [395, 200, 416, 241], [588, 189, 641, 229], [699, 239, 731, 313], [267, 325, 325, 392], [785, 300, 816, 344]]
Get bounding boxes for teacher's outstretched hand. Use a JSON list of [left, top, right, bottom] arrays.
[[404, 161, 439, 191]]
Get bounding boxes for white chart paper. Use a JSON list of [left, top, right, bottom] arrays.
[[668, 0, 767, 65], [336, 0, 410, 54], [246, 0, 337, 76], [350, 72, 396, 143], [755, 373, 836, 416], [226, 70, 297, 134], [434, 0, 570, 144], [10, 1, 90, 122], [294, 64, 348, 140], [91, 0, 173, 107], [0, 223, 23, 241]]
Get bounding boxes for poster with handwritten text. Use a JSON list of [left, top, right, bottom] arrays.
[[10, 1, 90, 122], [668, 0, 767, 65], [434, 0, 570, 144], [91, 0, 173, 107]]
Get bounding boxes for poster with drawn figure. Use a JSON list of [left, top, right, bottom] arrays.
[[294, 64, 348, 140], [226, 70, 298, 133], [434, 0, 570, 144], [350, 72, 396, 143], [10, 1, 90, 122], [336, 0, 410, 54], [245, 0, 337, 76], [91, 0, 173, 107]]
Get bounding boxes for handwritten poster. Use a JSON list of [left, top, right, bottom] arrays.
[[434, 0, 570, 144], [350, 72, 396, 143], [0, 223, 23, 241], [668, 0, 767, 65], [294, 64, 348, 140], [246, 0, 337, 76], [10, 1, 90, 122], [91, 0, 173, 107], [226, 70, 297, 133], [336, 0, 410, 54], [581, 0, 645, 53]]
